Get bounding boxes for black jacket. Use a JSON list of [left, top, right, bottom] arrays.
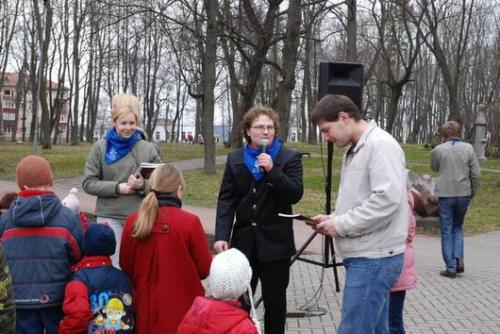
[[215, 146, 303, 262]]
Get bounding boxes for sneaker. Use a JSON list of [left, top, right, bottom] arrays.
[[440, 270, 457, 278], [456, 258, 464, 273]]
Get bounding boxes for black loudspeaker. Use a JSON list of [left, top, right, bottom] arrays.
[[318, 61, 364, 110]]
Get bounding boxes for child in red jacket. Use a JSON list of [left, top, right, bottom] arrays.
[[178, 248, 260, 334], [120, 164, 212, 334]]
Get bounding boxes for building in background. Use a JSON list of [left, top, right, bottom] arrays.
[[0, 72, 69, 143]]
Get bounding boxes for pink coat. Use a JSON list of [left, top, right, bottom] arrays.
[[392, 191, 417, 292]]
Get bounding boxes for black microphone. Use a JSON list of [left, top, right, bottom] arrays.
[[259, 138, 270, 172]]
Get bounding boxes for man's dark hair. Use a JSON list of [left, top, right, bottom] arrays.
[[311, 94, 362, 125]]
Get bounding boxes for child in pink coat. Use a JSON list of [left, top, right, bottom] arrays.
[[389, 191, 417, 333]]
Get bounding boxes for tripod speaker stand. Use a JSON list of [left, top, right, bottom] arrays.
[[291, 141, 342, 293]]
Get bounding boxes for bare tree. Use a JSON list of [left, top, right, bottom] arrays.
[[416, 0, 475, 124], [372, 0, 422, 135]]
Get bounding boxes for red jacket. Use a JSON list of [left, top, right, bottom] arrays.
[[392, 191, 417, 292], [177, 297, 258, 334], [120, 204, 212, 334]]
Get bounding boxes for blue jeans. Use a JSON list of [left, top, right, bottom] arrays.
[[438, 196, 470, 272], [338, 254, 404, 334], [16, 307, 63, 334], [389, 291, 406, 334]]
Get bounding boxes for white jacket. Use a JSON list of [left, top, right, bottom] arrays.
[[333, 121, 408, 259]]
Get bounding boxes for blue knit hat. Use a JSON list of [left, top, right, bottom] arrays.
[[82, 223, 116, 256]]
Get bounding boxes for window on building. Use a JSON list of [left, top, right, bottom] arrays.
[[3, 113, 15, 121], [2, 100, 16, 109], [155, 131, 160, 141], [3, 89, 11, 96], [60, 115, 66, 123]]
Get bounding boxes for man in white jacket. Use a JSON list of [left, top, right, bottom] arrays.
[[311, 94, 408, 334]]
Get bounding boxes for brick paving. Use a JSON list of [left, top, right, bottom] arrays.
[[1, 156, 499, 333]]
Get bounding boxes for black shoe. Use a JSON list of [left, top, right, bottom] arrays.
[[440, 270, 457, 278], [457, 258, 464, 273]]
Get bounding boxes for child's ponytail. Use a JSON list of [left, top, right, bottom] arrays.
[[132, 191, 159, 239]]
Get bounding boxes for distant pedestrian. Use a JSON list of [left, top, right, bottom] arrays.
[[431, 121, 481, 278], [0, 155, 83, 334], [59, 223, 134, 334], [389, 190, 417, 334], [178, 248, 260, 334], [82, 93, 162, 267], [120, 164, 212, 333]]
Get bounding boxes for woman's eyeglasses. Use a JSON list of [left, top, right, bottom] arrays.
[[251, 125, 275, 132]]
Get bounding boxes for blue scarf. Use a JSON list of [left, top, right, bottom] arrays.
[[448, 137, 461, 145], [244, 139, 282, 181], [104, 128, 141, 164]]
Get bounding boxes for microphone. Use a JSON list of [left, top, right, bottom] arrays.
[[258, 138, 270, 172], [259, 138, 270, 154]]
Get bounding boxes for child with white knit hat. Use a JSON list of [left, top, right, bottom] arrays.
[[62, 188, 89, 231], [177, 248, 261, 334]]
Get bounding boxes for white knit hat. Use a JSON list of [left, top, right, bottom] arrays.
[[208, 248, 252, 300], [62, 187, 80, 212]]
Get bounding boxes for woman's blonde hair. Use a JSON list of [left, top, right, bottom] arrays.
[[132, 164, 184, 240], [111, 93, 141, 124]]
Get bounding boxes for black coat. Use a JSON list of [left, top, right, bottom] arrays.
[[215, 146, 304, 262]]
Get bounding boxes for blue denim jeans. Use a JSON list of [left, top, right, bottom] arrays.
[[389, 291, 406, 334], [438, 196, 470, 272], [338, 254, 404, 334], [16, 307, 63, 334]]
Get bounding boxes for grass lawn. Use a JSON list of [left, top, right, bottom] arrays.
[[0, 141, 231, 180], [1, 142, 499, 234]]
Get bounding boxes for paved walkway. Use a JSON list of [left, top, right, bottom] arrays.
[[1, 157, 499, 333]]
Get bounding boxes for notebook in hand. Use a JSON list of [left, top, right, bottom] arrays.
[[278, 213, 318, 226], [135, 162, 165, 179]]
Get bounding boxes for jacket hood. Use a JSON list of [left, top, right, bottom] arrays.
[[179, 296, 253, 333], [11, 194, 64, 227]]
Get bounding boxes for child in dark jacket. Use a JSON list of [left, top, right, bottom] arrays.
[[59, 223, 134, 334], [177, 248, 260, 334], [0, 155, 84, 334]]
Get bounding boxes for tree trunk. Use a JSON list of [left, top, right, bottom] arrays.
[[271, 0, 302, 142], [346, 0, 357, 61], [201, 0, 218, 174]]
